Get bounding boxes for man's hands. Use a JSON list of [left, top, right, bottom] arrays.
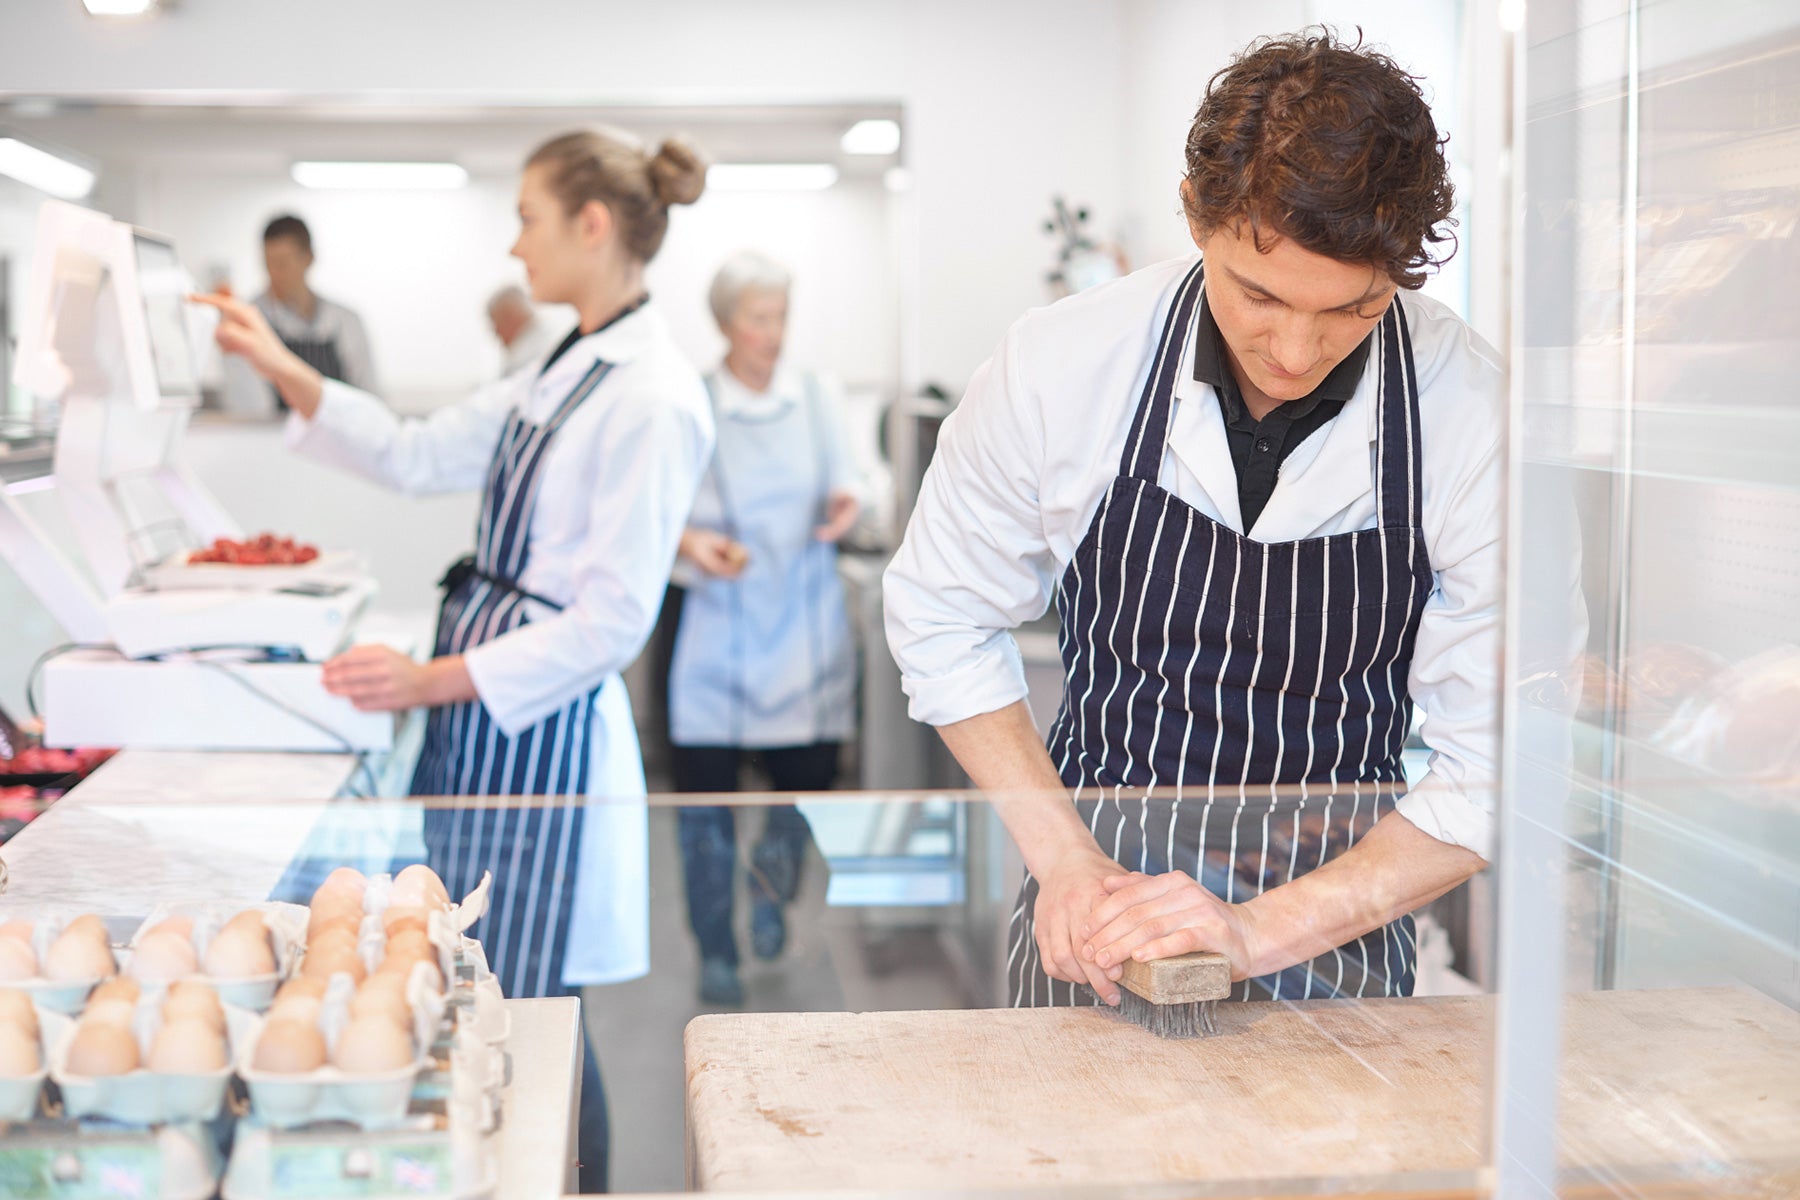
[[1082, 869, 1262, 982]]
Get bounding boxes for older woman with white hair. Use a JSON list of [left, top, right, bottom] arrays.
[[667, 250, 861, 1005]]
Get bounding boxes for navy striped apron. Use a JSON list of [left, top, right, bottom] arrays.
[[409, 356, 615, 1000], [1009, 261, 1432, 1006]]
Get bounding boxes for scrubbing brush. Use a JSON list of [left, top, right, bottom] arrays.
[[1116, 950, 1232, 1038]]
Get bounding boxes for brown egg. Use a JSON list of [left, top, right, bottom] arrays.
[[0, 938, 37, 983], [300, 944, 364, 984], [0, 920, 34, 942], [62, 915, 110, 944], [202, 928, 276, 978], [44, 930, 117, 983], [307, 894, 363, 937], [274, 976, 326, 1004], [313, 867, 367, 905], [82, 999, 138, 1029], [0, 989, 38, 1036], [349, 975, 412, 1028], [162, 982, 225, 1033], [376, 952, 443, 992], [65, 1022, 140, 1075], [390, 864, 450, 910], [382, 929, 432, 962], [266, 995, 322, 1026], [0, 1023, 40, 1076], [127, 932, 196, 983], [380, 905, 430, 934], [253, 1019, 326, 1073], [223, 909, 268, 936], [331, 1015, 413, 1073], [90, 977, 141, 1006], [147, 1018, 228, 1073], [145, 916, 194, 941]]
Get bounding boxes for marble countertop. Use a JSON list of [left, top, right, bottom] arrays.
[[0, 749, 359, 914]]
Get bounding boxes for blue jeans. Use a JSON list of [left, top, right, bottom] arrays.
[[672, 744, 837, 965]]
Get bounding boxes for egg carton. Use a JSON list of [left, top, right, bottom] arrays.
[[297, 870, 491, 995], [125, 903, 307, 1012], [237, 965, 446, 1131], [0, 910, 124, 1014], [49, 1001, 254, 1125], [0, 1008, 69, 1121]]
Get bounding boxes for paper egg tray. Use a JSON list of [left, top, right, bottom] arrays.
[[49, 1004, 254, 1125], [124, 902, 308, 1013], [0, 912, 129, 1015], [0, 1009, 67, 1122]]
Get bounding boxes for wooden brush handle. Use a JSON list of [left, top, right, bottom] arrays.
[[1118, 951, 1232, 1004]]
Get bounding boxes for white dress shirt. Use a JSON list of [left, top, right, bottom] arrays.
[[284, 302, 714, 984], [883, 255, 1505, 858]]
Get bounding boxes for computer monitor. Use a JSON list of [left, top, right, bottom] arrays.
[[13, 199, 205, 416]]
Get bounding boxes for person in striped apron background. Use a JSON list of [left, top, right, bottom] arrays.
[[242, 214, 379, 414], [885, 29, 1502, 1009], [199, 129, 716, 1192]]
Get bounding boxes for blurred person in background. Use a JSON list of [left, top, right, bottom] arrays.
[[488, 283, 561, 376], [666, 251, 863, 1006]]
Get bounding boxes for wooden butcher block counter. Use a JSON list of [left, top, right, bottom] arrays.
[[684, 987, 1800, 1195]]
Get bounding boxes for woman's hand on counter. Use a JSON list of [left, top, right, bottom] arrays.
[[321, 646, 475, 712], [1081, 870, 1263, 984], [188, 291, 325, 418], [679, 528, 749, 579], [814, 489, 861, 543]]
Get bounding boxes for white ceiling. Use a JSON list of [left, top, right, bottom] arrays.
[[0, 98, 905, 180]]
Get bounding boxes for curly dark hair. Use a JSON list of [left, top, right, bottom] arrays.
[[1182, 28, 1457, 288]]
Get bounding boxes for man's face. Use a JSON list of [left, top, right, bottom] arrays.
[[263, 237, 312, 303], [1195, 218, 1395, 405]]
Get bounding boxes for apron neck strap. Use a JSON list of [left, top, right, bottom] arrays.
[[1373, 299, 1424, 530], [1122, 261, 1207, 483]]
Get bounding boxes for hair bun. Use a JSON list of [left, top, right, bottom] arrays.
[[648, 137, 708, 207]]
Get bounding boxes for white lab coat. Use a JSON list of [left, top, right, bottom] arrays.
[[668, 365, 860, 748], [883, 255, 1506, 859], [286, 302, 714, 984]]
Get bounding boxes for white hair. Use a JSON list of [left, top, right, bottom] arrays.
[[708, 251, 792, 326], [487, 284, 530, 316]]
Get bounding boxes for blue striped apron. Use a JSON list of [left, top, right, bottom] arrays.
[[1009, 261, 1432, 1006], [409, 357, 615, 1000]]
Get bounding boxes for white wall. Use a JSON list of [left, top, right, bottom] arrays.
[[0, 0, 1125, 393]]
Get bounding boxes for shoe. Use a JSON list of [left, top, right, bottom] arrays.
[[750, 837, 801, 903], [750, 895, 786, 961], [698, 957, 743, 1005]]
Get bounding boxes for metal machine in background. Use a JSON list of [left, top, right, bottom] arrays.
[[0, 199, 391, 752]]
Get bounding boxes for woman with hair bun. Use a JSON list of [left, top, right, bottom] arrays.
[[198, 128, 715, 1192]]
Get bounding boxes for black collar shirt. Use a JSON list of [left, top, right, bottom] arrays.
[[1191, 294, 1372, 535]]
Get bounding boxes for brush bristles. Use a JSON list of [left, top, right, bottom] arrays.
[[1117, 990, 1219, 1038]]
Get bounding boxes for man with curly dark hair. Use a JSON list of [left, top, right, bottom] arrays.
[[887, 29, 1504, 1007]]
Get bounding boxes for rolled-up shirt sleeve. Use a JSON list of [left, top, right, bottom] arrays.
[[1395, 334, 1506, 861], [883, 321, 1063, 727], [462, 383, 713, 736], [283, 377, 515, 496]]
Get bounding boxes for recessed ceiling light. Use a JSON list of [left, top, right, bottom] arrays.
[[0, 138, 96, 199], [707, 163, 839, 192], [291, 161, 469, 190], [82, 0, 160, 15], [841, 119, 901, 156]]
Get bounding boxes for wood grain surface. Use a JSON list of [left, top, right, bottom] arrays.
[[684, 987, 1800, 1194]]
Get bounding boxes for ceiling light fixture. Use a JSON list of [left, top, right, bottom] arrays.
[[0, 138, 97, 199], [840, 119, 901, 156], [82, 0, 161, 16]]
